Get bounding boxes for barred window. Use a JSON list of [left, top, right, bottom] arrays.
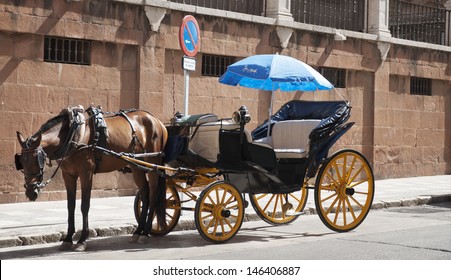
[[44, 36, 91, 65], [319, 67, 346, 88], [202, 54, 236, 77], [410, 77, 432, 96]]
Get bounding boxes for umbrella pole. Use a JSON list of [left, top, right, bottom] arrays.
[[267, 90, 275, 139]]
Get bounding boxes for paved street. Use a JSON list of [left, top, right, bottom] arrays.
[[0, 175, 450, 250], [1, 202, 451, 260]]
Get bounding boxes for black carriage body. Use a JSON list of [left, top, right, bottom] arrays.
[[167, 100, 353, 194], [218, 100, 354, 194]]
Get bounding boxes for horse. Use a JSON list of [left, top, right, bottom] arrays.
[[14, 105, 168, 251]]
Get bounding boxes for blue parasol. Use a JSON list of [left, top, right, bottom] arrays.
[[219, 54, 334, 137], [219, 54, 333, 91]]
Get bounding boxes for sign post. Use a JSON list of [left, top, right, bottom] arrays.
[[179, 15, 200, 116]]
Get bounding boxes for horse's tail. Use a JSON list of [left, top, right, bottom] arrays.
[[155, 170, 167, 231]]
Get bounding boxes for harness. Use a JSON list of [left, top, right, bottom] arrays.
[[86, 106, 146, 173], [16, 105, 152, 190]]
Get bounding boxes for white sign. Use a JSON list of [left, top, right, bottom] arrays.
[[182, 56, 196, 71]]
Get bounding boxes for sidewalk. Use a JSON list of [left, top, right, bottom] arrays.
[[0, 175, 450, 248]]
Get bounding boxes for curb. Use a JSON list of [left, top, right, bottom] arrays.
[[1, 194, 450, 249]]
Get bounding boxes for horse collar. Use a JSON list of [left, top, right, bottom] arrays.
[[49, 108, 85, 160]]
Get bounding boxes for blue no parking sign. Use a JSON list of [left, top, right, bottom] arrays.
[[179, 15, 201, 57]]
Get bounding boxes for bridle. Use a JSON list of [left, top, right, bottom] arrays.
[[15, 107, 85, 192]]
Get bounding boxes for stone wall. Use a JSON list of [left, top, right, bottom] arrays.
[[0, 0, 450, 203], [0, 0, 146, 202]]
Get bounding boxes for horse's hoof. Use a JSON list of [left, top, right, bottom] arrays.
[[72, 243, 87, 252], [59, 241, 73, 251], [129, 234, 140, 243], [137, 235, 149, 244]]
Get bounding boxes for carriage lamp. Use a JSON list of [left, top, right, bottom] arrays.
[[233, 105, 251, 126]]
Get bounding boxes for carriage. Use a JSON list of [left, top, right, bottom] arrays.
[[15, 54, 374, 249], [132, 98, 374, 243]]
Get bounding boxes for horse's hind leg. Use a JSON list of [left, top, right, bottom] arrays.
[[130, 169, 150, 243], [60, 172, 77, 251], [138, 170, 166, 243]]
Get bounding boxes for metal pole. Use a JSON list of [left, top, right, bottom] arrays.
[[184, 69, 189, 115]]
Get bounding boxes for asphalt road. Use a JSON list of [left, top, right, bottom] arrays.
[[1, 202, 450, 260]]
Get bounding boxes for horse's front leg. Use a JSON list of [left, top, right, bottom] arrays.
[[72, 171, 93, 252], [60, 172, 78, 251]]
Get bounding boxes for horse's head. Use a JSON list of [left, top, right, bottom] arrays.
[[15, 132, 47, 201]]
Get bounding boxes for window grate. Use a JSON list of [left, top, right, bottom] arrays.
[[202, 54, 236, 77], [319, 67, 346, 88], [410, 77, 432, 96], [44, 36, 91, 65]]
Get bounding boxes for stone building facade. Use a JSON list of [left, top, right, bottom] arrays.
[[0, 0, 450, 203]]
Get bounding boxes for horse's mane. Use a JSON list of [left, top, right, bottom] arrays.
[[32, 113, 67, 138]]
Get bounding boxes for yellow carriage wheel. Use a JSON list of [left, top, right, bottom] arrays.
[[315, 149, 374, 232], [249, 186, 308, 225], [195, 181, 244, 243], [133, 183, 181, 236]]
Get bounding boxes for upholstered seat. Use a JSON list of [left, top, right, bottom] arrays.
[[271, 119, 321, 158]]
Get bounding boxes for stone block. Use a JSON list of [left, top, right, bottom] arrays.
[[420, 111, 439, 129], [401, 198, 419, 207], [73, 229, 97, 241], [2, 84, 50, 113], [0, 237, 22, 248], [417, 129, 434, 147], [383, 200, 402, 208], [17, 60, 59, 86]]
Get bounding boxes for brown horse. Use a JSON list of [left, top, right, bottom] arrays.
[[15, 105, 168, 251]]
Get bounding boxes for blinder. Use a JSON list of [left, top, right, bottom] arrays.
[[14, 153, 23, 170], [18, 146, 48, 178]]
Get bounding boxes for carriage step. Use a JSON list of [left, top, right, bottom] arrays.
[[285, 210, 306, 216]]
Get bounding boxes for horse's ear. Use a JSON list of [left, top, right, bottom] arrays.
[[29, 133, 42, 147], [16, 131, 27, 148]]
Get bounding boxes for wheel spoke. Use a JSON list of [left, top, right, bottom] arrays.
[[333, 199, 342, 224], [207, 193, 216, 205], [345, 196, 357, 221], [272, 195, 279, 218], [221, 189, 227, 204], [348, 179, 369, 189], [219, 218, 225, 235], [256, 193, 268, 200], [226, 203, 239, 210], [288, 192, 302, 204], [333, 161, 343, 184], [321, 192, 338, 204], [342, 154, 347, 184], [224, 218, 233, 230], [325, 170, 340, 187], [342, 199, 347, 226], [349, 195, 365, 209], [348, 165, 365, 185], [325, 195, 340, 215], [263, 194, 276, 212], [345, 156, 358, 183]]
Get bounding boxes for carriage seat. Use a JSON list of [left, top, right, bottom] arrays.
[[271, 119, 321, 158], [243, 119, 321, 159]]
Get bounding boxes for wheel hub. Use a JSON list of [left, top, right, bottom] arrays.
[[221, 209, 231, 218], [345, 187, 355, 196]]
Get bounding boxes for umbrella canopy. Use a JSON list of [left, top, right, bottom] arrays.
[[219, 54, 334, 91]]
